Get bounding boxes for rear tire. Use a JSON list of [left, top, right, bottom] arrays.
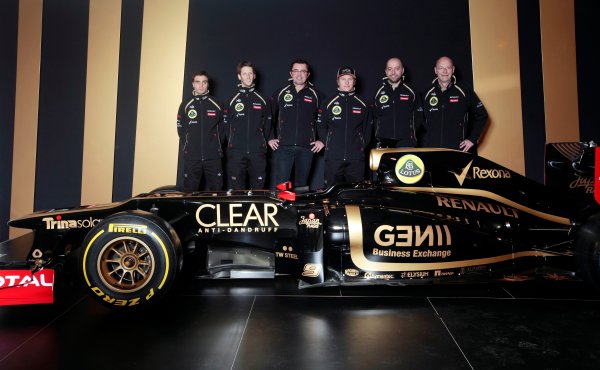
[[79, 211, 182, 309], [576, 213, 600, 289]]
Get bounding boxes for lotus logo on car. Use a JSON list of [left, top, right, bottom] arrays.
[[395, 154, 425, 184]]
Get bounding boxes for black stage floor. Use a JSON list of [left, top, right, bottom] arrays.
[[1, 277, 600, 370]]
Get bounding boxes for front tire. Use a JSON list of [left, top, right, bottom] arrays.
[[79, 211, 182, 309]]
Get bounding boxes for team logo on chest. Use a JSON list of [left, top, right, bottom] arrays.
[[379, 95, 389, 104], [188, 109, 197, 119], [283, 93, 293, 102], [235, 103, 245, 112], [429, 96, 438, 106], [332, 105, 342, 115]]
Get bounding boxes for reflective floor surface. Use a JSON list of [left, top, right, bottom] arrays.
[[1, 277, 600, 370]]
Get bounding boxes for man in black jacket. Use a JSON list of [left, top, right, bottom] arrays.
[[177, 71, 224, 191], [373, 57, 422, 148], [269, 59, 324, 188], [422, 56, 488, 152], [224, 61, 272, 189], [317, 67, 372, 186]]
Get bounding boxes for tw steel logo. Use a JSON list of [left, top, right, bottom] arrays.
[[451, 160, 511, 186], [195, 203, 279, 228]]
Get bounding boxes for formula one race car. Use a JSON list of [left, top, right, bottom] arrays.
[[1, 142, 599, 309]]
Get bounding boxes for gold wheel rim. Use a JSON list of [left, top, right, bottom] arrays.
[[97, 236, 155, 293]]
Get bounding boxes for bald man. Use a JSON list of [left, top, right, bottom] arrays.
[[372, 57, 422, 148], [422, 56, 488, 152]]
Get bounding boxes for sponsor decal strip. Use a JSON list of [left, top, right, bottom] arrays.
[[397, 187, 571, 225], [346, 205, 560, 272]]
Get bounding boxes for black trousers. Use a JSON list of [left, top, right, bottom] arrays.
[[273, 146, 314, 188], [183, 158, 223, 191], [324, 159, 364, 187], [226, 151, 267, 190]]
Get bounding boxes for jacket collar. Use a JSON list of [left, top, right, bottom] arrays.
[[238, 84, 255, 93]]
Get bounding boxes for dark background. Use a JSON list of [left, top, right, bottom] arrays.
[[183, 0, 473, 103]]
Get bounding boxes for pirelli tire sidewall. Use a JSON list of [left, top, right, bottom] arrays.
[[576, 212, 600, 290], [79, 211, 182, 309]]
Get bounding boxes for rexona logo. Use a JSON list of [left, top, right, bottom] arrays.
[[451, 160, 511, 186], [395, 154, 425, 184], [108, 223, 147, 234], [196, 203, 279, 233], [42, 216, 102, 230]]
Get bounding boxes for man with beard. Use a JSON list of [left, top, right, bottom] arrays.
[[372, 57, 422, 148]]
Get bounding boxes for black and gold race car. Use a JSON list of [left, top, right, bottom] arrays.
[[1, 142, 599, 309]]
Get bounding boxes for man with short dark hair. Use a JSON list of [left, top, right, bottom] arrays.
[[318, 66, 372, 186], [224, 61, 272, 189], [269, 59, 324, 188], [176, 71, 224, 191]]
